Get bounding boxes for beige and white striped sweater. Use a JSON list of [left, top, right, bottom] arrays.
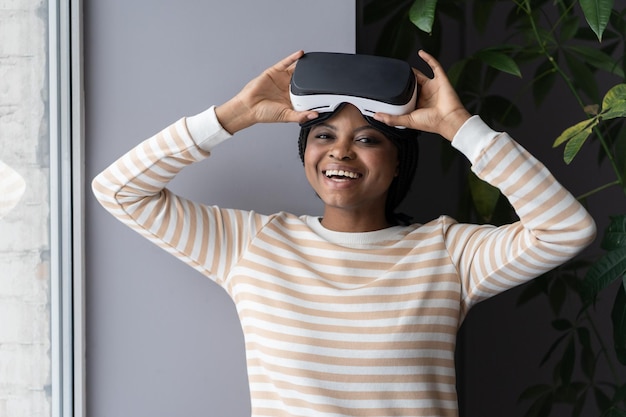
[[92, 108, 596, 417]]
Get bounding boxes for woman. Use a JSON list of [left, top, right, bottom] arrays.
[[93, 50, 596, 417]]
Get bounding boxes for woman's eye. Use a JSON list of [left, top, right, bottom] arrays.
[[356, 136, 378, 144], [315, 133, 333, 140]]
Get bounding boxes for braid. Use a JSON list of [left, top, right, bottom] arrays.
[[384, 134, 419, 224]]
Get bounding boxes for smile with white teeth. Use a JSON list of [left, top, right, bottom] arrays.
[[323, 169, 361, 179]]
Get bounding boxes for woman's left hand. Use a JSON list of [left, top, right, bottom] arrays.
[[373, 50, 471, 142], [216, 50, 318, 134]]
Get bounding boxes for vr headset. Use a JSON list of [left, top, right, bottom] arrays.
[[290, 52, 418, 118]]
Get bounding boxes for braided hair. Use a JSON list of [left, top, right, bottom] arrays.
[[298, 104, 420, 225]]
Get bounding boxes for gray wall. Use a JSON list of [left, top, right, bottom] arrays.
[[84, 2, 355, 416]]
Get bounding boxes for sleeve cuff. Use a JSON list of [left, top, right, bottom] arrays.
[[185, 105, 233, 151], [450, 115, 500, 164]]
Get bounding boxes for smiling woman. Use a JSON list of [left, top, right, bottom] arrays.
[[92, 50, 596, 417], [298, 100, 421, 231], [302, 104, 403, 232]]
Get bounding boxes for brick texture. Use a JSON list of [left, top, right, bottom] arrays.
[[0, 1, 52, 416]]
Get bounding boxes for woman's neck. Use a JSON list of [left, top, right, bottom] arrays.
[[320, 207, 391, 232]]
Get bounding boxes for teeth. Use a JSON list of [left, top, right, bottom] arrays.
[[324, 169, 360, 179]]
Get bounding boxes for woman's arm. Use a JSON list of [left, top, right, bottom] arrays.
[[448, 117, 596, 309], [376, 50, 596, 309], [91, 108, 252, 282], [92, 52, 316, 282]]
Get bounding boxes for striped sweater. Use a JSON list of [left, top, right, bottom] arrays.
[[92, 107, 596, 417]]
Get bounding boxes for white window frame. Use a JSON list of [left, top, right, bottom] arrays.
[[49, 0, 85, 416]]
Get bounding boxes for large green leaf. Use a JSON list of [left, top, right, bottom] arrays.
[[409, 0, 437, 34], [554, 118, 598, 147], [541, 333, 569, 366], [518, 384, 553, 402], [573, 392, 588, 417], [564, 128, 594, 164], [602, 407, 626, 417], [560, 14, 581, 42], [564, 50, 600, 102], [602, 215, 626, 250], [468, 172, 501, 223], [554, 382, 583, 403], [567, 45, 625, 78], [601, 84, 626, 120], [595, 387, 613, 411], [375, 8, 416, 59], [582, 246, 626, 300], [481, 95, 522, 128], [475, 49, 522, 78], [552, 318, 573, 331], [533, 59, 558, 107], [548, 277, 567, 315], [579, 0, 615, 41], [616, 123, 626, 180], [609, 8, 626, 38], [363, 0, 410, 24], [522, 393, 553, 417], [447, 59, 468, 88], [612, 277, 626, 365], [559, 338, 576, 384], [614, 383, 626, 406], [580, 328, 596, 379], [416, 16, 444, 57], [472, 0, 497, 34]]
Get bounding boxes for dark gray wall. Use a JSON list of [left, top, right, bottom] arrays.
[[84, 2, 355, 416]]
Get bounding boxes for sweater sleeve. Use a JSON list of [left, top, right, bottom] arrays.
[[446, 116, 597, 311], [91, 106, 265, 284]]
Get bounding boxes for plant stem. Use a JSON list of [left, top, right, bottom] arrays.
[[520, 0, 626, 194], [594, 126, 626, 195], [583, 308, 623, 385], [576, 180, 622, 201]]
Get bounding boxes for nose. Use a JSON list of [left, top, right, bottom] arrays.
[[329, 138, 355, 160]]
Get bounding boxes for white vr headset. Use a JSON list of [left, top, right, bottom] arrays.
[[290, 52, 418, 118]]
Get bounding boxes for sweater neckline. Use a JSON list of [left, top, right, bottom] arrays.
[[304, 216, 406, 248]]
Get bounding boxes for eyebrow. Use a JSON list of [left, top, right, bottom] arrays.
[[311, 123, 382, 135]]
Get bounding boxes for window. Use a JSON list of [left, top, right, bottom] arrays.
[[0, 1, 83, 416]]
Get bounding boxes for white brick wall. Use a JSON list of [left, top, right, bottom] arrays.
[[0, 0, 51, 416]]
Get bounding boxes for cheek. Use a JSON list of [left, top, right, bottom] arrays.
[[303, 148, 320, 182], [375, 150, 399, 180]]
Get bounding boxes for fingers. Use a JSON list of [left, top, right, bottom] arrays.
[[280, 109, 319, 124], [412, 67, 431, 88], [417, 49, 448, 81], [372, 112, 409, 129], [274, 50, 305, 72]]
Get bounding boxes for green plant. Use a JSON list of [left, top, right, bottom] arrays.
[[363, 0, 626, 416]]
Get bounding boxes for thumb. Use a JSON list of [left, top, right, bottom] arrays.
[[373, 112, 411, 129], [280, 108, 319, 124]]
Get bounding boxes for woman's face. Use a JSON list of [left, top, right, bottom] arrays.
[[303, 104, 399, 221]]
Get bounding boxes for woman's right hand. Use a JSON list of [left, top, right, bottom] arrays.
[[373, 50, 471, 142], [215, 50, 318, 134]]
